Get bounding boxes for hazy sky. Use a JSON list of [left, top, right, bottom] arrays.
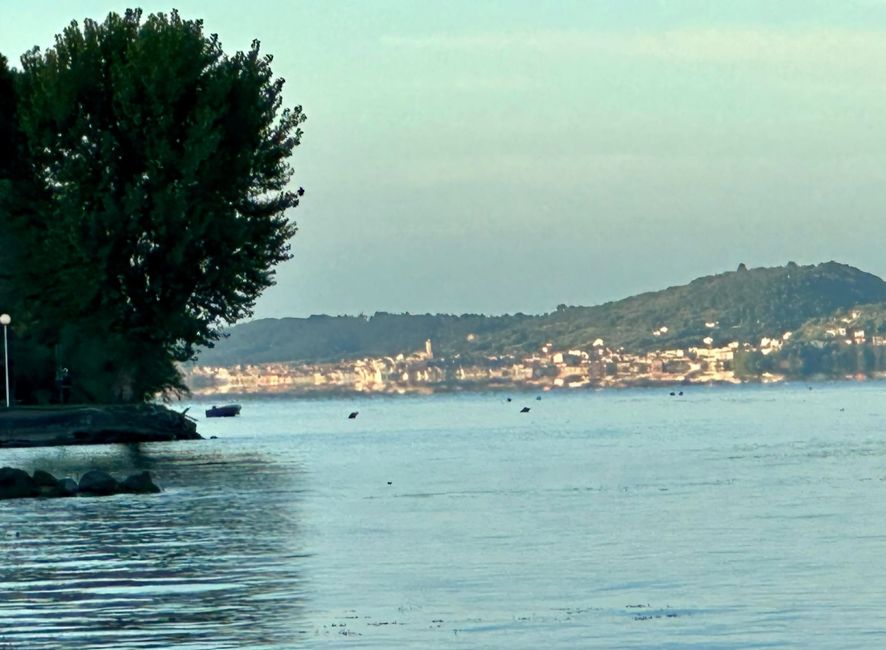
[[4, 1, 886, 318]]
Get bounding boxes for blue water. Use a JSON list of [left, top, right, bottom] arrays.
[[2, 383, 886, 648]]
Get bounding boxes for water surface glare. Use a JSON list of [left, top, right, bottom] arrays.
[[2, 383, 886, 648]]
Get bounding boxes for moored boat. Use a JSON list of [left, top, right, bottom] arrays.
[[206, 404, 241, 418]]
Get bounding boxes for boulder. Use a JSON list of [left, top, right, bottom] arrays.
[[56, 478, 79, 497], [32, 470, 58, 488], [0, 467, 160, 498], [119, 471, 161, 494], [0, 467, 38, 499], [78, 470, 119, 496]]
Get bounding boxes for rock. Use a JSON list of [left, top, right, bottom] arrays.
[[78, 470, 119, 496], [0, 467, 38, 499], [0, 467, 160, 498], [32, 469, 58, 488], [119, 471, 161, 494], [56, 478, 79, 497], [0, 404, 202, 449]]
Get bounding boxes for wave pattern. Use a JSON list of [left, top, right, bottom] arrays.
[[3, 386, 886, 648], [0, 448, 307, 649]]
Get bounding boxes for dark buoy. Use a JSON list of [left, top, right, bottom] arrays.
[[669, 392, 675, 396], [506, 397, 512, 402], [387, 481, 392, 485], [678, 391, 683, 396], [536, 396, 542, 401], [348, 411, 359, 419], [520, 406, 531, 413], [210, 435, 218, 439]]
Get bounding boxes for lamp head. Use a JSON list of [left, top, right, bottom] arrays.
[[0, 314, 10, 326]]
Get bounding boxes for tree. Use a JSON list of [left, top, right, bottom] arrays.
[[0, 54, 33, 298], [0, 55, 17, 306], [0, 55, 15, 178], [0, 9, 304, 402]]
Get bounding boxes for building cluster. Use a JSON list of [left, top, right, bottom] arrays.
[[186, 336, 746, 396], [801, 308, 886, 348], [184, 307, 886, 396]]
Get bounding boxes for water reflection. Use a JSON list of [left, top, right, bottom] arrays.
[[6, 387, 886, 648], [0, 442, 308, 649]]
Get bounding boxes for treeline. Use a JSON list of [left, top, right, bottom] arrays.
[[735, 342, 886, 379], [512, 261, 886, 354], [197, 313, 526, 365]]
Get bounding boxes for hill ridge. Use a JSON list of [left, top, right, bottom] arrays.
[[195, 261, 886, 366]]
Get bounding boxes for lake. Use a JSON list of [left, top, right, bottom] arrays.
[[2, 383, 886, 648]]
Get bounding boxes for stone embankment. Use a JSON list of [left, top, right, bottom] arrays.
[[0, 467, 161, 499], [0, 404, 200, 448]]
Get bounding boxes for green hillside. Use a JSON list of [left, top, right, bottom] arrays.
[[490, 261, 886, 353], [196, 312, 525, 365], [195, 262, 886, 366]]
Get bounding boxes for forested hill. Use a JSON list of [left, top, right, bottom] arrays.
[[196, 262, 886, 366]]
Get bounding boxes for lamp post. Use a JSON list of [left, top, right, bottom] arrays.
[[0, 314, 10, 408]]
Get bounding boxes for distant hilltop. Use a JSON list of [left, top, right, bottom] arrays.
[[194, 261, 886, 368]]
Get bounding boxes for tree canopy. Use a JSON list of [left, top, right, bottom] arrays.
[[0, 9, 304, 402]]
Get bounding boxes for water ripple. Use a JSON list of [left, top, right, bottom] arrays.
[[0, 447, 307, 649]]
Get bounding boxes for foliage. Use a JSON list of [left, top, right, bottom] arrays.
[[0, 55, 29, 308], [0, 10, 304, 402], [516, 261, 886, 355], [756, 341, 886, 379], [199, 312, 525, 366]]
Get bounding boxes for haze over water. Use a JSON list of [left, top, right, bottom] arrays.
[[1, 383, 885, 647]]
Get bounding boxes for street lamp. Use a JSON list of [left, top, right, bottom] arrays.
[[0, 314, 10, 408]]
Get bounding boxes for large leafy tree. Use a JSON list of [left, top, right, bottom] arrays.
[[0, 9, 304, 402], [0, 55, 18, 297]]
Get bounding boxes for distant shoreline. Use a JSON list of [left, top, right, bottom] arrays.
[[184, 374, 881, 401]]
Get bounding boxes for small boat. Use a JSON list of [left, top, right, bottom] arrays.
[[206, 404, 241, 418]]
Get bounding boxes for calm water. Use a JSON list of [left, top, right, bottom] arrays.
[[2, 383, 886, 648]]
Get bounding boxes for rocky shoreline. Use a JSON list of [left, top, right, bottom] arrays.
[[0, 404, 201, 448], [0, 467, 161, 499]]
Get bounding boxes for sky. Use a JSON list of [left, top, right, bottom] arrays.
[[4, 1, 886, 318]]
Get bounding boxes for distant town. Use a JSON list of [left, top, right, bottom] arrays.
[[184, 310, 886, 396]]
